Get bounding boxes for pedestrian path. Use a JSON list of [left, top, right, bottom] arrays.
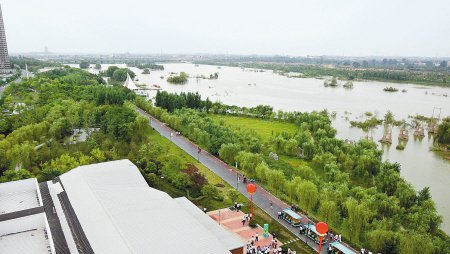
[[137, 108, 357, 254], [208, 209, 279, 249]]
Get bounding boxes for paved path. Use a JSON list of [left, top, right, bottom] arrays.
[[137, 108, 357, 254]]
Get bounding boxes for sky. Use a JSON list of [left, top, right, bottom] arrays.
[[2, 0, 450, 57]]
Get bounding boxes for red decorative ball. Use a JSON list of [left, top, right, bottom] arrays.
[[316, 222, 329, 235], [246, 183, 257, 194]]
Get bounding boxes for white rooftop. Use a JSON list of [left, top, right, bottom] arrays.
[[0, 178, 41, 215], [59, 159, 243, 254], [0, 213, 53, 254]]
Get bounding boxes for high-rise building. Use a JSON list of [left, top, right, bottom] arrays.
[[0, 3, 11, 73]]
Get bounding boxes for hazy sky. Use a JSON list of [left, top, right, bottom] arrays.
[[2, 0, 450, 56]]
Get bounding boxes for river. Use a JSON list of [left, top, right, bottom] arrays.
[[73, 63, 450, 234]]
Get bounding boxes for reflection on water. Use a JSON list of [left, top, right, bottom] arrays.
[[73, 63, 450, 233]]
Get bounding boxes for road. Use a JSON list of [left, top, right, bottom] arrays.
[[137, 108, 359, 254]]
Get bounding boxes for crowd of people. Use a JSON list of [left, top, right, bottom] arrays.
[[245, 233, 298, 254]]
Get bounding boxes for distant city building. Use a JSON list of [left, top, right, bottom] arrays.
[[0, 3, 11, 74], [0, 160, 245, 254]]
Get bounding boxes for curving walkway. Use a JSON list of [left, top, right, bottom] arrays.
[[137, 108, 358, 254]]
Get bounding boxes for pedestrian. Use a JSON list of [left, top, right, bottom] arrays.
[[251, 236, 255, 245], [243, 175, 247, 183], [203, 207, 207, 213], [255, 233, 259, 242], [270, 201, 273, 209], [339, 234, 342, 242], [277, 211, 282, 219], [242, 216, 246, 226], [249, 213, 253, 220], [246, 213, 249, 222], [234, 202, 238, 210], [328, 245, 333, 254], [299, 225, 303, 235]]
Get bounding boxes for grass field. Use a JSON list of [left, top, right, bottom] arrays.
[[209, 114, 299, 141], [147, 128, 314, 254]]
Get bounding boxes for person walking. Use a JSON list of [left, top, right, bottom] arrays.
[[242, 216, 246, 226], [255, 233, 259, 242]]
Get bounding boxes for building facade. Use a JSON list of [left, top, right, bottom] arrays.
[[0, 3, 11, 73]]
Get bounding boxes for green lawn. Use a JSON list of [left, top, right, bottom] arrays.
[[209, 114, 299, 141]]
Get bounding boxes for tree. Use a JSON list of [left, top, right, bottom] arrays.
[[105, 66, 119, 77], [399, 232, 434, 254], [366, 230, 398, 254], [94, 64, 101, 70], [219, 143, 240, 164], [417, 187, 431, 204], [90, 148, 106, 162], [167, 72, 189, 84], [344, 198, 372, 242], [79, 61, 90, 69], [319, 200, 338, 225], [142, 68, 150, 74], [297, 180, 319, 213], [202, 184, 224, 201], [0, 169, 33, 183], [255, 162, 269, 183], [436, 117, 450, 144], [112, 68, 136, 82]]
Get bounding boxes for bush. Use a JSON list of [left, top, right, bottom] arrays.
[[201, 184, 224, 201], [396, 144, 405, 150]]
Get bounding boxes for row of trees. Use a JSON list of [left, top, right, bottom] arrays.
[[137, 92, 450, 253], [436, 117, 450, 145], [197, 61, 450, 87]]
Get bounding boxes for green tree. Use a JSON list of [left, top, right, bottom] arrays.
[[344, 198, 372, 242], [202, 184, 224, 201], [112, 68, 136, 82], [79, 61, 90, 69], [297, 180, 319, 213], [219, 143, 240, 164], [0, 169, 33, 183], [318, 200, 338, 225], [105, 66, 119, 77]]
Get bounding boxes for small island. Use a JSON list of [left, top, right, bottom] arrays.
[[343, 81, 354, 89], [167, 72, 189, 84], [324, 76, 338, 87], [383, 86, 399, 92]]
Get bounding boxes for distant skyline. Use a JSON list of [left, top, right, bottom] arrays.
[[3, 0, 450, 57]]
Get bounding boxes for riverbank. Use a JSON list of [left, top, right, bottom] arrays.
[[194, 61, 450, 88]]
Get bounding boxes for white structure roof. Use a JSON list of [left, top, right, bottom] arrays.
[[124, 73, 139, 90], [59, 159, 243, 254], [0, 178, 41, 215], [0, 213, 53, 254]]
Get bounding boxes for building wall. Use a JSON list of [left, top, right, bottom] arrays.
[[0, 4, 10, 70]]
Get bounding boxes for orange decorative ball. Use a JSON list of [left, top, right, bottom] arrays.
[[246, 183, 257, 195], [316, 222, 328, 235]]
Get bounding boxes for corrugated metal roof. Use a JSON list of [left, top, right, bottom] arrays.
[[59, 159, 240, 254], [0, 178, 40, 215]]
